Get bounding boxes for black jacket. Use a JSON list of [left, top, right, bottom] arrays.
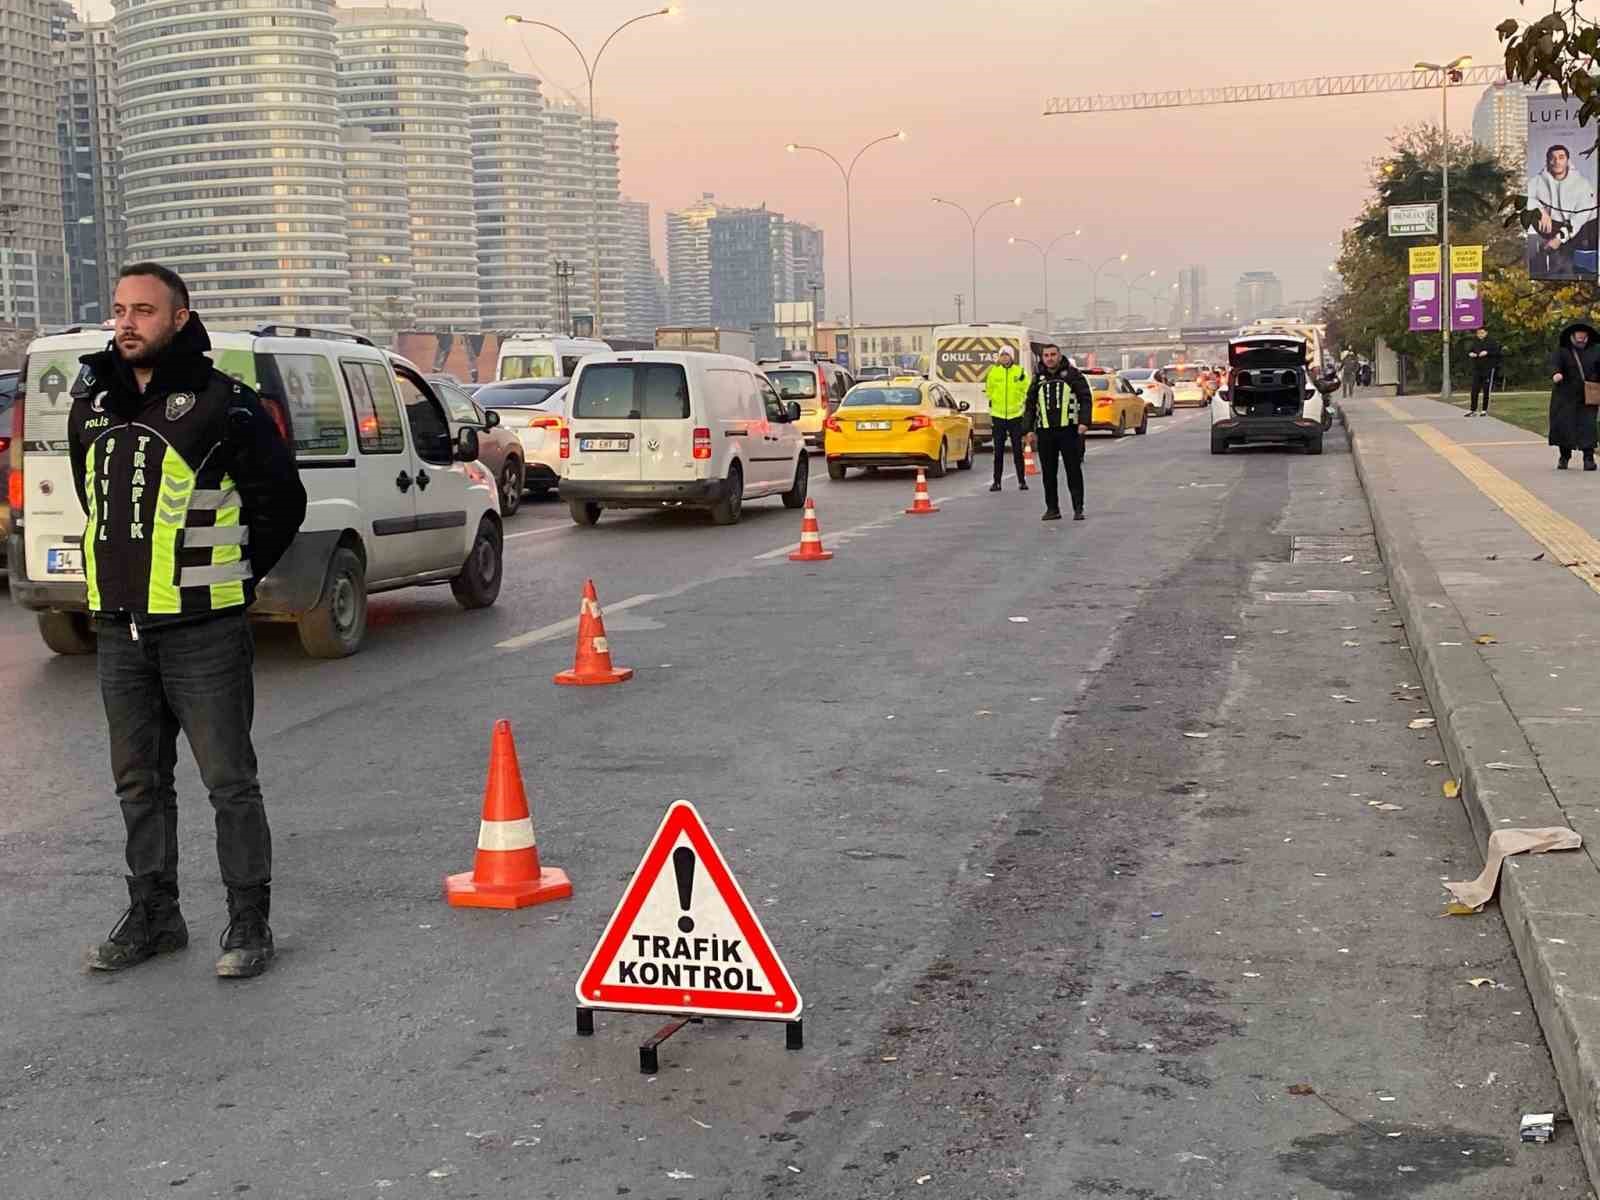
[[68, 314, 307, 624], [1024, 362, 1093, 434], [1549, 321, 1600, 451], [1467, 336, 1502, 375]]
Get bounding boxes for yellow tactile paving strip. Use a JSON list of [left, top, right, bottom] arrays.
[[1370, 395, 1416, 422], [1409, 422, 1600, 598]]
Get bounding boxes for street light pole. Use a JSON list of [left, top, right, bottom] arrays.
[[1416, 54, 1470, 399], [507, 8, 675, 338], [931, 195, 1022, 322], [1062, 252, 1128, 330], [786, 131, 905, 374], [1008, 229, 1080, 333]]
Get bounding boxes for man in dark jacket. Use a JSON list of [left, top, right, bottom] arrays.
[[1023, 344, 1094, 521], [1466, 328, 1502, 416], [70, 262, 307, 978], [1549, 320, 1600, 470]]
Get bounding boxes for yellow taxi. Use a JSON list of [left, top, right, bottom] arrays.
[[1083, 368, 1149, 436], [824, 376, 975, 479]]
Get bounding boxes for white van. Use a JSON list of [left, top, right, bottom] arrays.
[[560, 351, 808, 526], [930, 323, 1049, 445], [9, 325, 504, 658], [496, 333, 609, 382]]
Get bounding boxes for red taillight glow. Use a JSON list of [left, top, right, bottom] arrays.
[[823, 415, 841, 433], [8, 363, 22, 516], [692, 427, 712, 460], [559, 427, 571, 459], [529, 416, 562, 429], [907, 414, 933, 431]]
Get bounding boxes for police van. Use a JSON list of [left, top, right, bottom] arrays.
[[930, 323, 1049, 446], [8, 325, 504, 658]]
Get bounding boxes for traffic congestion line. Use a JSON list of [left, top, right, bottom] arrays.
[[496, 592, 660, 651]]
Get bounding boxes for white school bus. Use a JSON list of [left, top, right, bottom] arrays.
[[931, 323, 1050, 445]]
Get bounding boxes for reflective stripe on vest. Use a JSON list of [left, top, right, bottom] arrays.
[[204, 477, 248, 609], [148, 443, 194, 614], [83, 438, 103, 611]]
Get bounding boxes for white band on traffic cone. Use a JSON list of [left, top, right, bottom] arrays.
[[478, 816, 537, 852]]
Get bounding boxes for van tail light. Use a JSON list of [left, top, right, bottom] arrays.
[[692, 427, 712, 460], [8, 366, 22, 516], [907, 414, 933, 431], [530, 416, 562, 429], [559, 427, 570, 459], [823, 415, 841, 433]]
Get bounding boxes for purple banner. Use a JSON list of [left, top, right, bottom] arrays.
[[1450, 246, 1484, 331], [1408, 246, 1442, 333]]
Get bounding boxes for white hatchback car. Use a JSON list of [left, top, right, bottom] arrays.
[[9, 325, 504, 658], [560, 351, 808, 526]]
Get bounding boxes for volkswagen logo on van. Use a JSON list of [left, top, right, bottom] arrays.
[[646, 437, 660, 451]]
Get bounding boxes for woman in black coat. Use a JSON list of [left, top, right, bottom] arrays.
[[1549, 320, 1600, 470]]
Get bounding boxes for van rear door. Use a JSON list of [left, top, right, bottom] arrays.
[[19, 339, 99, 598], [567, 361, 643, 482]]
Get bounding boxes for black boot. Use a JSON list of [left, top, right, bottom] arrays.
[[216, 887, 274, 979], [1559, 452, 1571, 470], [989, 481, 1001, 492], [87, 879, 188, 972]]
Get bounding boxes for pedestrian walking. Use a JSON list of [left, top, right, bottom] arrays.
[[70, 263, 307, 977], [1465, 328, 1502, 416], [1548, 320, 1600, 471], [984, 345, 1029, 492], [1023, 344, 1092, 521], [1339, 347, 1358, 399]]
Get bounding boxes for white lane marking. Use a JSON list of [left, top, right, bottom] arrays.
[[753, 480, 993, 561], [506, 524, 570, 541], [495, 592, 659, 651]]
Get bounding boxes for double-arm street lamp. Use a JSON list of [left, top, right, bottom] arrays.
[[1121, 268, 1157, 327], [785, 131, 906, 373], [506, 7, 677, 337], [1414, 53, 1472, 398], [1061, 252, 1128, 330], [931, 194, 1022, 322], [1007, 229, 1081, 333]]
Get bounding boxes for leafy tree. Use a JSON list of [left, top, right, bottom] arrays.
[[1500, 3, 1600, 123]]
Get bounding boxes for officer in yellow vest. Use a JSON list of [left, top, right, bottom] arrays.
[[984, 345, 1030, 492], [68, 263, 306, 979]]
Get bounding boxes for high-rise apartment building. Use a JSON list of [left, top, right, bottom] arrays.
[[341, 124, 414, 341], [338, 7, 478, 331], [620, 197, 666, 340], [542, 101, 624, 337], [787, 221, 825, 318], [1234, 270, 1284, 322], [1473, 80, 1542, 175], [1171, 264, 1206, 327], [708, 205, 781, 333], [2, 0, 70, 328], [666, 193, 720, 324], [468, 58, 550, 332], [115, 0, 349, 327], [52, 4, 122, 323]]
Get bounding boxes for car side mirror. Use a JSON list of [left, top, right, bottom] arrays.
[[455, 427, 480, 462], [958, 401, 971, 412], [484, 409, 500, 429], [785, 401, 801, 422]]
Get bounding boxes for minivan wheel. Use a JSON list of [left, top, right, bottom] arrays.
[[929, 439, 949, 479], [569, 499, 602, 527], [297, 547, 368, 658], [451, 517, 503, 609], [710, 463, 743, 525], [782, 454, 809, 508], [498, 457, 524, 516], [37, 610, 96, 656]]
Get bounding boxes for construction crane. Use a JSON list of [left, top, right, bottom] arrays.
[[1043, 65, 1505, 115]]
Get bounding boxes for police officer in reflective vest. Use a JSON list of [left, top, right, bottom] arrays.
[[984, 345, 1029, 491], [69, 263, 306, 978], [1023, 343, 1093, 521]]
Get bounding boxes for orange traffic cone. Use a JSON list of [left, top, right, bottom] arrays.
[[445, 719, 572, 909], [1023, 442, 1041, 476], [905, 468, 940, 515], [554, 579, 634, 686], [788, 497, 834, 562]]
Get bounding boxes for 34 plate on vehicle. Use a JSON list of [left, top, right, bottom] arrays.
[[580, 437, 629, 452], [46, 547, 83, 574], [855, 421, 892, 431]]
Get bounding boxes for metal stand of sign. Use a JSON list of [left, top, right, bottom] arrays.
[[575, 1006, 803, 1074]]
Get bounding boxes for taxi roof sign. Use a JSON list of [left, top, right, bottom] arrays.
[[576, 801, 802, 1021]]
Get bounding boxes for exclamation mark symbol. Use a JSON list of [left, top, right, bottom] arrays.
[[673, 847, 696, 933]]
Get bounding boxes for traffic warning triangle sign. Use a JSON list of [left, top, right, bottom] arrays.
[[576, 801, 802, 1020]]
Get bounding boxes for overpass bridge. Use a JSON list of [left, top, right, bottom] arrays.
[[1055, 324, 1236, 368]]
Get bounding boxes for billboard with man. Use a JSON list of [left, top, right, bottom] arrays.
[[1526, 95, 1598, 281]]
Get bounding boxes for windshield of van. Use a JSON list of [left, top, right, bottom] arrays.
[[500, 353, 558, 381], [573, 363, 690, 419], [476, 380, 565, 408], [766, 370, 819, 400], [1165, 365, 1202, 384], [841, 387, 921, 407]]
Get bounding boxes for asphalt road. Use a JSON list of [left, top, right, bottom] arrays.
[[0, 412, 1589, 1199]]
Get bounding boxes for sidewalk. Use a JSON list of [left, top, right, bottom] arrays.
[[1344, 389, 1600, 1181]]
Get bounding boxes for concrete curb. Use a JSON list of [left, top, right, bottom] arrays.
[[1344, 401, 1600, 1184]]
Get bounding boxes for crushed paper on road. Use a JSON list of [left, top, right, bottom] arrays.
[[1444, 827, 1584, 913]]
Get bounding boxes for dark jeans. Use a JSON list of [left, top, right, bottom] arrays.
[[991, 416, 1026, 484], [1036, 428, 1085, 514], [96, 612, 270, 899], [1471, 371, 1496, 412]]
